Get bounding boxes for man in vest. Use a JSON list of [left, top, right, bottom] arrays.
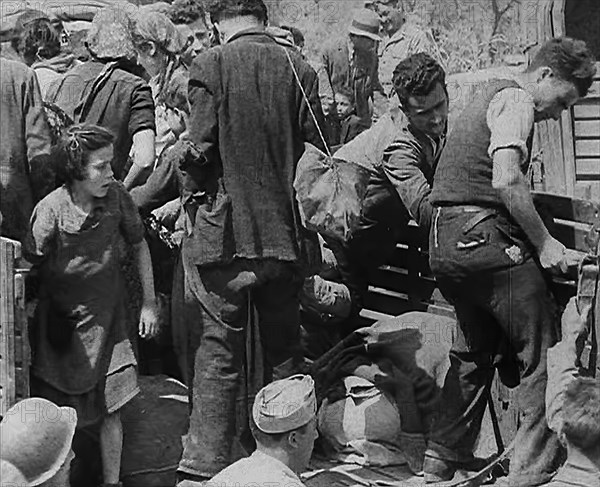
[[424, 37, 596, 486]]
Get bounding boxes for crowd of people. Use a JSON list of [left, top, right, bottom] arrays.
[[0, 0, 599, 487]]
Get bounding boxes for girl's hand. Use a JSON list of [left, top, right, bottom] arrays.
[[139, 299, 160, 339]]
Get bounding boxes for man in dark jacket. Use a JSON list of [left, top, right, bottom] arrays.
[[0, 57, 53, 243], [425, 38, 596, 486], [327, 53, 448, 335], [177, 0, 326, 483], [319, 8, 387, 130]]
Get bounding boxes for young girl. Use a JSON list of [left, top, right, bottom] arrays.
[[25, 124, 159, 487]]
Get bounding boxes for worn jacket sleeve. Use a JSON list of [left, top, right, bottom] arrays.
[[24, 68, 55, 201], [299, 62, 329, 152], [545, 340, 580, 435], [382, 139, 433, 231], [130, 147, 180, 214], [188, 50, 221, 168]]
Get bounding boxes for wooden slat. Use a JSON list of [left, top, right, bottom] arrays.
[[1, 239, 16, 417], [574, 120, 600, 138], [576, 181, 600, 201], [576, 159, 600, 180], [551, 220, 594, 252], [575, 139, 600, 158], [573, 103, 600, 120], [364, 286, 416, 317], [532, 191, 600, 224]]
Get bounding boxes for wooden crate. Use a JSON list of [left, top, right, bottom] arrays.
[[0, 237, 30, 418]]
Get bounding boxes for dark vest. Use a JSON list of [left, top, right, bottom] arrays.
[[430, 79, 531, 207]]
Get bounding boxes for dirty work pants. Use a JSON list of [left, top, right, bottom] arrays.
[[427, 206, 562, 486], [176, 258, 304, 478]]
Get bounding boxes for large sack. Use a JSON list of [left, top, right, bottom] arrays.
[[294, 143, 371, 242], [120, 375, 189, 487], [317, 375, 406, 467]]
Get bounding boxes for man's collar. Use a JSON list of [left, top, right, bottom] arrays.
[[251, 450, 302, 482], [227, 27, 269, 44]]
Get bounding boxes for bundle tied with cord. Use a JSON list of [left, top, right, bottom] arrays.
[[285, 47, 372, 243]]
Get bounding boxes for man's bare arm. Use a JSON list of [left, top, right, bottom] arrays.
[[492, 148, 567, 272]]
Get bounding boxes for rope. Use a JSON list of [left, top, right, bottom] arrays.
[[282, 47, 332, 159]]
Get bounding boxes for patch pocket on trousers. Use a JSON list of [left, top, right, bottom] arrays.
[[456, 232, 489, 250]]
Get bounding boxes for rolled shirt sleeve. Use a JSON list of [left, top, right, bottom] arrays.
[[486, 87, 535, 166], [128, 81, 156, 137]]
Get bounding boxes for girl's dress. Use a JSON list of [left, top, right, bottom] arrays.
[[25, 181, 143, 426]]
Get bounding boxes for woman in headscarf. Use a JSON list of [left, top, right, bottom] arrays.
[[46, 7, 156, 190], [10, 10, 78, 99], [131, 10, 189, 156]]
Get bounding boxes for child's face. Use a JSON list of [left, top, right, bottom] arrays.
[[80, 144, 114, 198], [166, 107, 186, 137], [335, 93, 353, 119]]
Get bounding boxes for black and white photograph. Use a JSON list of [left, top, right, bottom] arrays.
[[0, 0, 599, 486]]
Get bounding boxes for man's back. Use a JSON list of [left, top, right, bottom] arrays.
[[189, 29, 325, 263], [47, 60, 155, 180], [0, 58, 52, 242], [207, 450, 304, 487]]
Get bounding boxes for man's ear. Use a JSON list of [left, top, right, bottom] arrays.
[[536, 66, 554, 83], [142, 40, 158, 57], [287, 430, 300, 450]]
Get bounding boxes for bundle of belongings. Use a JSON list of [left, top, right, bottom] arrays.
[[309, 311, 456, 474]]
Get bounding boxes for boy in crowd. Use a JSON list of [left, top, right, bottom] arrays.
[[333, 87, 369, 149]]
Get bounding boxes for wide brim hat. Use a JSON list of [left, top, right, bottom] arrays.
[[348, 8, 382, 42], [1, 398, 77, 486], [86, 6, 139, 60]]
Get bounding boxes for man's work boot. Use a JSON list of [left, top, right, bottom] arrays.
[[423, 445, 491, 484]]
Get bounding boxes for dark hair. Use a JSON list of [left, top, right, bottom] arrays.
[[162, 72, 191, 115], [392, 53, 446, 107], [169, 0, 205, 25], [561, 377, 600, 451], [280, 25, 304, 48], [56, 124, 114, 183], [249, 417, 309, 448], [12, 15, 62, 65], [205, 0, 268, 24], [335, 85, 355, 104], [527, 37, 596, 97]]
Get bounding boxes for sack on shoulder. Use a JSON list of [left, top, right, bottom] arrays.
[[294, 143, 371, 243]]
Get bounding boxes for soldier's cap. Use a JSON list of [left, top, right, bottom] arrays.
[[252, 374, 317, 434], [0, 398, 77, 486], [348, 8, 382, 42]]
